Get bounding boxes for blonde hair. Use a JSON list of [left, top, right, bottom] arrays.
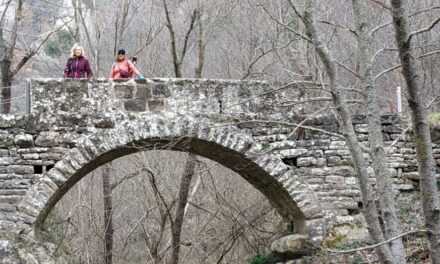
[[70, 44, 85, 57]]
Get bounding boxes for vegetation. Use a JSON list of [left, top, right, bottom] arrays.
[[44, 29, 74, 58]]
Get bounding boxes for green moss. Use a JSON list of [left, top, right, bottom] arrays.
[[428, 112, 440, 123], [248, 253, 270, 264]]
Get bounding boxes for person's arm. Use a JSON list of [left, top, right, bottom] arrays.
[[109, 63, 115, 78], [128, 60, 141, 77], [64, 59, 71, 78], [85, 59, 93, 78]]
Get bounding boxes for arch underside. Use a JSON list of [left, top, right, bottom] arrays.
[[18, 120, 322, 237]]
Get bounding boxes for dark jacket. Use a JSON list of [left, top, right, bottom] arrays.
[[64, 56, 93, 78]]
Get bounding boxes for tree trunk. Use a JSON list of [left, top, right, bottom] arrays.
[[102, 163, 113, 264], [1, 0, 23, 114], [171, 153, 196, 264], [1, 59, 12, 114], [352, 1, 406, 263], [194, 9, 205, 78], [391, 1, 440, 262], [299, 1, 396, 263]]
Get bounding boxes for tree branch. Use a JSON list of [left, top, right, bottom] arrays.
[[335, 60, 360, 78], [180, 9, 197, 67], [317, 20, 356, 35], [375, 50, 440, 80], [163, 0, 180, 77], [407, 18, 440, 44], [7, 0, 23, 59]]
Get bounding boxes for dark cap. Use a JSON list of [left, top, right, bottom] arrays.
[[117, 48, 126, 54]]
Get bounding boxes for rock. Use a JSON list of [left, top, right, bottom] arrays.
[[271, 234, 311, 258], [35, 132, 61, 147], [13, 134, 34, 148]]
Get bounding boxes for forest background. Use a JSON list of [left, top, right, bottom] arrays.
[[1, 0, 440, 263]]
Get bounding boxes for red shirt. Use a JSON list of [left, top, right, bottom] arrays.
[[110, 59, 140, 78]]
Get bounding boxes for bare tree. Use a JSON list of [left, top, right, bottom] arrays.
[[351, 1, 405, 262], [390, 0, 440, 262], [288, 0, 397, 262], [162, 0, 197, 78]]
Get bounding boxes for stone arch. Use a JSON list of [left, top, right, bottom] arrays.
[[18, 115, 322, 238]]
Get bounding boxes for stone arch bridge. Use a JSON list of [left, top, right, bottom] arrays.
[[0, 78, 435, 262]]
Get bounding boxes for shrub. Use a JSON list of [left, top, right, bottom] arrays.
[[44, 29, 74, 58], [247, 253, 284, 264]]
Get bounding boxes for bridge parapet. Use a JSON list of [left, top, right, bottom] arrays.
[[14, 78, 303, 129]]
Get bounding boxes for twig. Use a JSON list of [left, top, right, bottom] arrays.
[[317, 20, 356, 35], [335, 60, 360, 78], [325, 229, 428, 254], [214, 119, 344, 139], [388, 124, 412, 148]]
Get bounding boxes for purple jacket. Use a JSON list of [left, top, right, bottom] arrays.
[[64, 56, 93, 78]]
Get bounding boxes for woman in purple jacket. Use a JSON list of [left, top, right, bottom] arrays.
[[64, 44, 93, 78]]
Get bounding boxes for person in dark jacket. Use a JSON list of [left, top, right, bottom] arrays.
[[64, 44, 93, 78]]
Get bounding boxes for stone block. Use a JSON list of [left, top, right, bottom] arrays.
[[333, 166, 354, 177], [402, 172, 418, 180], [325, 175, 345, 184], [6, 165, 34, 174], [354, 124, 368, 133], [0, 157, 13, 166], [0, 195, 22, 204], [0, 134, 14, 148], [329, 141, 346, 150], [21, 153, 39, 160], [306, 177, 324, 184], [148, 100, 165, 112], [310, 167, 331, 176], [297, 157, 317, 167], [316, 158, 327, 167], [0, 149, 8, 157], [14, 134, 34, 148], [336, 149, 351, 156], [327, 156, 341, 166], [4, 179, 30, 189], [114, 85, 134, 99], [351, 115, 366, 124], [345, 177, 357, 185], [124, 99, 146, 112], [383, 125, 403, 133], [39, 152, 63, 160], [153, 83, 171, 97], [35, 132, 61, 147], [278, 148, 308, 158], [394, 184, 414, 191], [135, 86, 152, 99]]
